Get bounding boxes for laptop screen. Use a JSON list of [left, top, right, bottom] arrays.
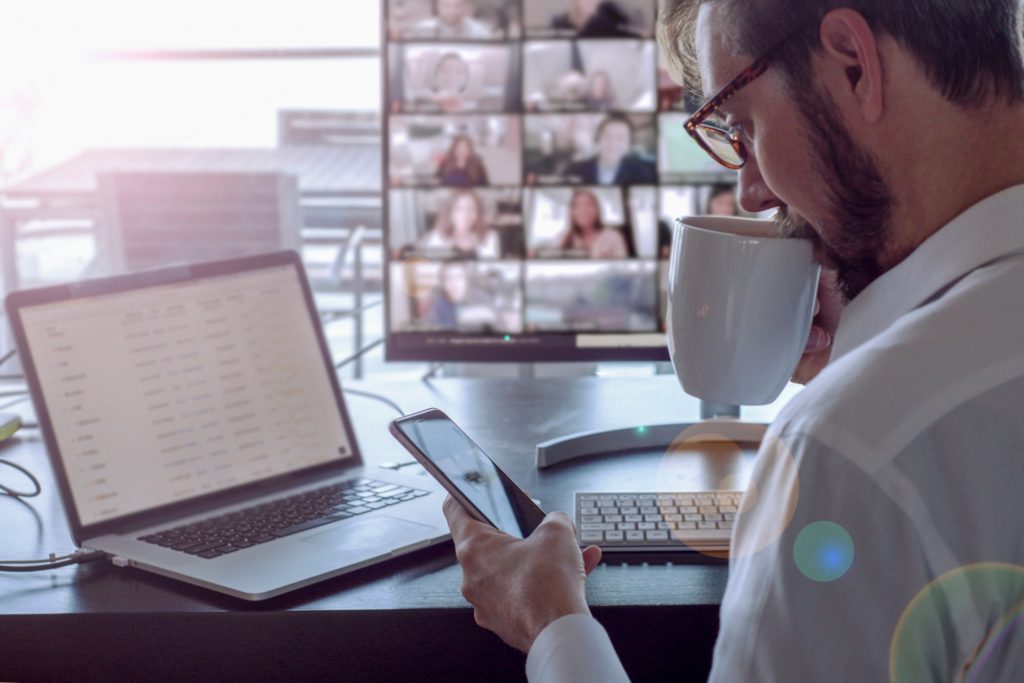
[[18, 263, 354, 527]]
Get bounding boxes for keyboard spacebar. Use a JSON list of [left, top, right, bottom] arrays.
[[272, 513, 350, 538], [673, 529, 730, 543]]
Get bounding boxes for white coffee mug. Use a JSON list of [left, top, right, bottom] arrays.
[[667, 215, 821, 405]]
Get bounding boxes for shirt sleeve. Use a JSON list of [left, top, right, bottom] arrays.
[[525, 614, 631, 683]]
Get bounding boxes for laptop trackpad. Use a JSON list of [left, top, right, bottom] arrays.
[[301, 516, 438, 554]]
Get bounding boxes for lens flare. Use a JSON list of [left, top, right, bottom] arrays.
[[890, 563, 1024, 683], [792, 521, 854, 583]]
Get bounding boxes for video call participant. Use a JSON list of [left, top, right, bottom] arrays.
[[406, 0, 493, 39], [436, 134, 491, 187], [424, 261, 474, 328], [584, 70, 616, 110], [445, 1, 1024, 681], [564, 114, 657, 185], [550, 0, 641, 38], [430, 52, 472, 112], [658, 183, 739, 258], [418, 189, 500, 259], [546, 190, 629, 259]]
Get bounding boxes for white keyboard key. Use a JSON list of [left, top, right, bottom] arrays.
[[618, 522, 636, 530], [626, 530, 645, 542], [718, 521, 734, 529], [605, 515, 623, 523], [657, 522, 676, 530], [646, 530, 669, 542], [698, 521, 717, 530], [678, 521, 697, 530], [638, 522, 656, 530], [605, 530, 624, 542], [600, 507, 618, 515], [664, 514, 683, 522], [680, 506, 698, 514], [580, 494, 600, 500], [580, 500, 597, 508], [581, 531, 604, 542], [582, 523, 616, 531], [704, 513, 723, 522], [621, 507, 639, 515], [699, 506, 718, 514], [720, 505, 737, 513], [581, 515, 603, 523], [644, 514, 663, 522], [660, 506, 678, 514], [723, 512, 736, 521], [618, 498, 636, 507], [640, 506, 659, 514], [684, 513, 703, 521], [625, 514, 643, 522]]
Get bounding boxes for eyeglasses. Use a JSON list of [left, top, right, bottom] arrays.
[[683, 32, 799, 170]]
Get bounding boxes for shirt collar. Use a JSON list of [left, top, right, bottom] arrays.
[[831, 184, 1024, 362]]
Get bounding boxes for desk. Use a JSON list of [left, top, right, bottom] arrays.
[[0, 376, 759, 682]]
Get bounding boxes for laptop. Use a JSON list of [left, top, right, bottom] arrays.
[[5, 251, 449, 600]]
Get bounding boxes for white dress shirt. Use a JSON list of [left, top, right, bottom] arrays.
[[527, 185, 1024, 682]]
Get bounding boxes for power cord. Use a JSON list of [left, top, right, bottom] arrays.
[[0, 349, 17, 367], [0, 548, 106, 572], [342, 387, 404, 416], [0, 458, 41, 498]]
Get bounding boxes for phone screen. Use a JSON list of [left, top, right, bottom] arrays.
[[392, 411, 544, 539]]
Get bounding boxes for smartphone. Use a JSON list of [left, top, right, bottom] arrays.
[[389, 408, 546, 539]]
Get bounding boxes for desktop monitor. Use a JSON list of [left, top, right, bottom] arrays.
[[382, 0, 738, 362]]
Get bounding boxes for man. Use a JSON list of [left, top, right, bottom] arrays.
[[445, 0, 1024, 680], [564, 114, 658, 185]]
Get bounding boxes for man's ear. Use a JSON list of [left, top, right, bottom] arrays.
[[817, 9, 884, 124]]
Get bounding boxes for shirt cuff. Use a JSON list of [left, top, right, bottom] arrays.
[[526, 613, 630, 683]]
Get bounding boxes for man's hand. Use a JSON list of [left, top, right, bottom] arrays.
[[442, 496, 603, 653], [793, 269, 844, 385]]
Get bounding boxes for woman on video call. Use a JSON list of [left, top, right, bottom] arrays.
[[418, 189, 501, 259], [550, 189, 628, 259], [436, 134, 490, 187]]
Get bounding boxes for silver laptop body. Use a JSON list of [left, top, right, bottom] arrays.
[[6, 251, 448, 600]]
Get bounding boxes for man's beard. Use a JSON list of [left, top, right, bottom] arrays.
[[773, 84, 896, 303]]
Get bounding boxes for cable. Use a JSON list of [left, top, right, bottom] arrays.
[[0, 349, 16, 367], [334, 338, 384, 370], [342, 387, 404, 416], [0, 458, 42, 498], [0, 395, 30, 411], [0, 548, 106, 572]]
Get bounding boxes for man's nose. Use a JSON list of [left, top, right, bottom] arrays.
[[737, 159, 782, 214]]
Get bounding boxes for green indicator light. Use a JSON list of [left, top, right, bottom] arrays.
[[637, 426, 648, 435], [504, 335, 511, 342]]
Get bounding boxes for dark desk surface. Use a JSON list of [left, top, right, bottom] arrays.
[[0, 376, 761, 682], [3, 145, 382, 200]]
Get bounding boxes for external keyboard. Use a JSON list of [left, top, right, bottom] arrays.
[[574, 491, 742, 552], [139, 478, 429, 559]]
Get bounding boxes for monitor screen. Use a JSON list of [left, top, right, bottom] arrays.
[[383, 0, 739, 361]]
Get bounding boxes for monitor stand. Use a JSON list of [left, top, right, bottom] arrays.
[[535, 401, 767, 469]]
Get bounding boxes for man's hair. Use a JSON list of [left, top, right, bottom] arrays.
[[658, 0, 1024, 108], [594, 113, 634, 142]]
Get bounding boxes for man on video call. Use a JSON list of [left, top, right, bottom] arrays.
[[444, 0, 1024, 680], [564, 114, 658, 185]]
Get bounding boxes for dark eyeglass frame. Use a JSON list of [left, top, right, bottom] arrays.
[[683, 32, 800, 170]]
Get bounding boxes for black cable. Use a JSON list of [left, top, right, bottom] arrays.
[[0, 548, 106, 572], [342, 387, 404, 416], [0, 458, 42, 498], [334, 338, 384, 370], [0, 349, 16, 367]]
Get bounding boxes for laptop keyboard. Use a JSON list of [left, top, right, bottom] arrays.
[[138, 478, 430, 559]]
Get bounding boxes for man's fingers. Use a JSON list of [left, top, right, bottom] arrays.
[[442, 495, 485, 539], [804, 325, 832, 353], [582, 545, 602, 575]]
